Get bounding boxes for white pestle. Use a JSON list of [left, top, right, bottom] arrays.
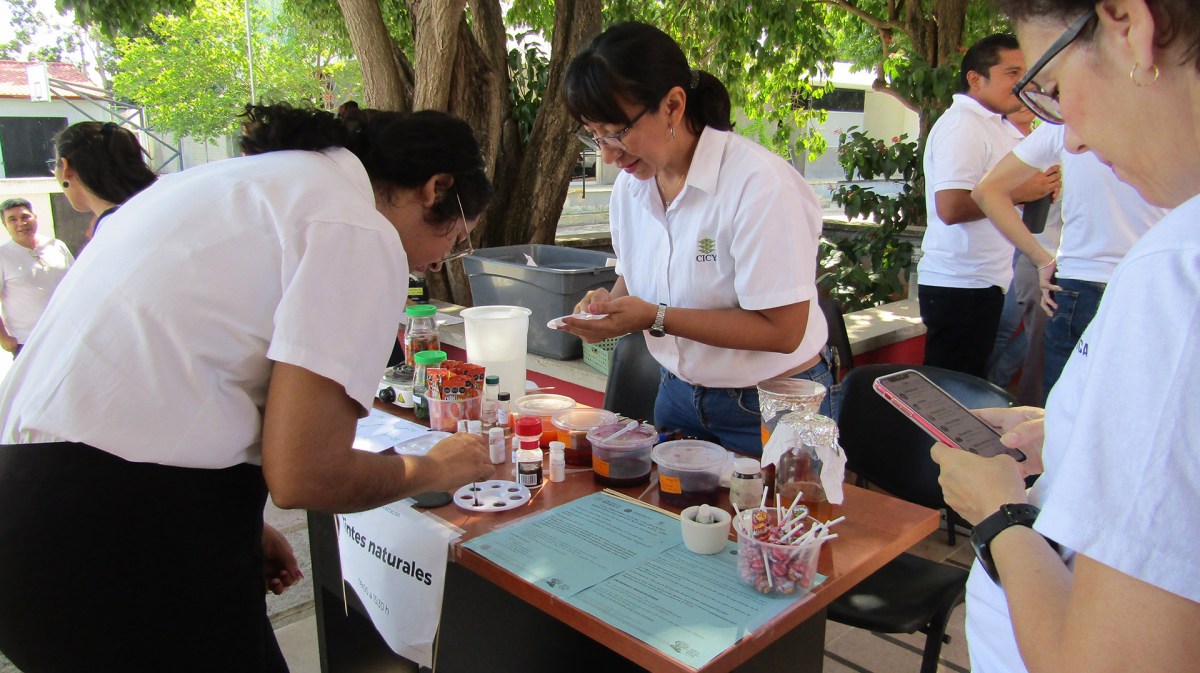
[[696, 504, 715, 524]]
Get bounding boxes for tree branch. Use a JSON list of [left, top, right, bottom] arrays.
[[813, 0, 898, 32]]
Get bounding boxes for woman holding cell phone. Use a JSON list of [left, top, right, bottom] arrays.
[[558, 22, 837, 456], [930, 1, 1200, 671]]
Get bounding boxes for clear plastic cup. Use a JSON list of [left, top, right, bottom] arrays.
[[651, 440, 727, 508], [757, 378, 827, 444], [734, 508, 823, 597], [551, 407, 618, 466], [587, 422, 657, 487]]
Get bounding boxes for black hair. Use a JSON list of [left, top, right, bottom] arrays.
[[959, 33, 1022, 91], [238, 102, 492, 225], [1, 198, 32, 215], [563, 22, 733, 134], [55, 122, 158, 206], [996, 0, 1200, 73]]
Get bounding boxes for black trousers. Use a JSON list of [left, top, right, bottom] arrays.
[[918, 284, 1005, 379], [0, 443, 288, 673]]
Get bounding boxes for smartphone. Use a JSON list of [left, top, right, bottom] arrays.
[[873, 369, 1026, 462]]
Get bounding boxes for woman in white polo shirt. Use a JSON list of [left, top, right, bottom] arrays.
[[559, 22, 834, 456], [0, 103, 495, 671]]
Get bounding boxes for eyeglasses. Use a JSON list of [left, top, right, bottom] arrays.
[[46, 159, 58, 174], [1012, 11, 1095, 124], [574, 105, 652, 153], [437, 193, 474, 264]]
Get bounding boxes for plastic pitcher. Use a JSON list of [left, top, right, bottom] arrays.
[[461, 305, 531, 400]]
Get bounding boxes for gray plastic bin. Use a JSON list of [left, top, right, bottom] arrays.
[[463, 244, 618, 359]]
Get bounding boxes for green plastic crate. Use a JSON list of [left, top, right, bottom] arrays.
[[582, 336, 620, 374]]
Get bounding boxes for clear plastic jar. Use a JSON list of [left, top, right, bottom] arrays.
[[729, 457, 765, 510], [403, 304, 440, 367], [412, 349, 447, 420]]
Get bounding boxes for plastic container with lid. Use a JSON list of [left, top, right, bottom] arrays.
[[403, 304, 440, 366], [652, 440, 727, 508], [729, 457, 765, 509], [513, 394, 576, 447], [411, 350, 447, 420], [586, 421, 657, 487], [550, 407, 617, 466]]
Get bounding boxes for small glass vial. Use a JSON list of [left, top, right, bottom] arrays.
[[482, 375, 501, 428], [403, 304, 440, 366], [729, 457, 765, 509], [411, 349, 447, 420], [496, 392, 512, 433], [548, 441, 566, 482]]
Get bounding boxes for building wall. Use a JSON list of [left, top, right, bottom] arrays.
[[0, 98, 97, 180]]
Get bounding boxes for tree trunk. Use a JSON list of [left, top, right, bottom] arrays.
[[493, 0, 602, 246], [934, 0, 970, 66], [409, 0, 467, 110], [410, 0, 513, 307], [337, 0, 412, 110]]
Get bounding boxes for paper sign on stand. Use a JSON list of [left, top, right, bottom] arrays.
[[336, 504, 460, 667]]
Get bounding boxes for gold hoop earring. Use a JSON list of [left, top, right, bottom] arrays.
[[1130, 63, 1160, 87]]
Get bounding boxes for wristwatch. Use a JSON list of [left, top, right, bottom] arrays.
[[971, 503, 1041, 586], [648, 303, 668, 338]]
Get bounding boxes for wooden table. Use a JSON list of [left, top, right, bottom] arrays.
[[308, 405, 939, 673]]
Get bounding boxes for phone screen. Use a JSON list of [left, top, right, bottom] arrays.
[[873, 370, 1025, 462]]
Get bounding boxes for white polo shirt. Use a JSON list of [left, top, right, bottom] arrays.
[[609, 126, 826, 389], [919, 94, 1025, 289], [0, 148, 408, 469], [1012, 124, 1168, 283], [964, 194, 1200, 673], [0, 236, 74, 343]]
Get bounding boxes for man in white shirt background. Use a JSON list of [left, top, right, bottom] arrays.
[[0, 198, 75, 358], [917, 34, 1059, 378]]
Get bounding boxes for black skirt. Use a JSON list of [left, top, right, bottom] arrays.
[[0, 442, 288, 672]]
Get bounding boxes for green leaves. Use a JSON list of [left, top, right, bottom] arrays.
[[823, 127, 922, 311], [111, 0, 359, 143]]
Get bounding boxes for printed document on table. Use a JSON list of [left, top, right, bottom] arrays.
[[564, 542, 820, 668], [463, 492, 682, 597]]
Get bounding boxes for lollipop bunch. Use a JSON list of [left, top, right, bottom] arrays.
[[734, 489, 843, 596]]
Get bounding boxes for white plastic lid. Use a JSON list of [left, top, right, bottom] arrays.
[[488, 427, 504, 439], [514, 393, 576, 415], [733, 457, 761, 476], [651, 440, 727, 472], [548, 440, 565, 454]]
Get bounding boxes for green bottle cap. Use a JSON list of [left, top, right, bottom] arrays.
[[413, 350, 448, 365], [485, 375, 499, 385], [405, 304, 437, 318]]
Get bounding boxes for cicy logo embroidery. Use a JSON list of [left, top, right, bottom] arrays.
[[696, 237, 717, 262]]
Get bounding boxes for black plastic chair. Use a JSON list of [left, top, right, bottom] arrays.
[[818, 295, 854, 381], [828, 363, 1015, 673], [838, 363, 1015, 545], [601, 333, 660, 423]]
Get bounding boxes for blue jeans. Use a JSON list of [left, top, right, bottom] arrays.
[[653, 348, 841, 457], [1043, 278, 1106, 402]]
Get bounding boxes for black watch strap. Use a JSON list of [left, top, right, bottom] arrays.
[[971, 503, 1041, 586]]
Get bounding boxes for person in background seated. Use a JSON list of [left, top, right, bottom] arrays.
[[933, 1, 1200, 671], [917, 33, 1060, 378], [0, 198, 73, 358], [52, 121, 158, 240], [558, 22, 836, 456]]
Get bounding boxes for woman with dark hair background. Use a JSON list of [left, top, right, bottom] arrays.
[[558, 22, 836, 457], [52, 121, 158, 239], [0, 102, 495, 671]]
